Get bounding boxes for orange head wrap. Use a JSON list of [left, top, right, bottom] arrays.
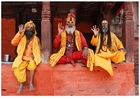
[[24, 20, 37, 35]]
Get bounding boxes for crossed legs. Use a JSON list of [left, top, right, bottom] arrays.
[[56, 51, 87, 65]]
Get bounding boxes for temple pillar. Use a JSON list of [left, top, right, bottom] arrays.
[[122, 2, 134, 62], [41, 2, 52, 63]]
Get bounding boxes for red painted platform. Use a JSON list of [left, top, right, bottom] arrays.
[[1, 62, 135, 96]]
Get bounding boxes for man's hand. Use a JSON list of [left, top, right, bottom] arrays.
[[119, 48, 126, 53], [91, 25, 99, 37], [82, 47, 88, 59], [58, 23, 64, 35], [32, 56, 34, 60], [18, 24, 24, 34]]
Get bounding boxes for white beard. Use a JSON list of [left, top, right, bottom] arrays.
[[65, 25, 75, 34]]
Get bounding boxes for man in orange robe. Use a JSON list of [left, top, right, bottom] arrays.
[[49, 10, 94, 70], [90, 19, 126, 76], [11, 20, 41, 93]]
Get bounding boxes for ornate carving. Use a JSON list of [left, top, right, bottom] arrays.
[[122, 2, 134, 62], [124, 2, 133, 12], [42, 2, 51, 20], [41, 2, 52, 62], [123, 2, 133, 21]]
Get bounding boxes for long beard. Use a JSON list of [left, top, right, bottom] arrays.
[[102, 28, 108, 34], [65, 25, 75, 34], [25, 30, 35, 40]]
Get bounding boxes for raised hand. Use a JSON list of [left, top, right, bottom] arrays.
[[91, 25, 99, 36], [58, 23, 64, 35], [18, 24, 24, 34]]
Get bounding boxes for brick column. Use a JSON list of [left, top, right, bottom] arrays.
[[41, 2, 52, 63], [122, 2, 134, 62]]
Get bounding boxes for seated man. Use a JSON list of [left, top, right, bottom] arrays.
[[49, 10, 94, 71], [11, 20, 42, 93], [90, 19, 126, 76]]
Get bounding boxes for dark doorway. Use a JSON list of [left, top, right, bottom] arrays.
[[83, 33, 96, 52]]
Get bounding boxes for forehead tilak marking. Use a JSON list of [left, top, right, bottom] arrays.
[[102, 20, 108, 24], [27, 23, 33, 28]]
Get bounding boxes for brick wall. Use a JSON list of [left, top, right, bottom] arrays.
[[2, 18, 16, 61], [1, 62, 136, 96]]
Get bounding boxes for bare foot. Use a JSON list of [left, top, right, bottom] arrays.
[[29, 83, 35, 91], [70, 60, 76, 67], [16, 83, 25, 93]]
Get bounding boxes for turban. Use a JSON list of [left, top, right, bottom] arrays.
[[66, 9, 76, 25], [23, 20, 37, 35]]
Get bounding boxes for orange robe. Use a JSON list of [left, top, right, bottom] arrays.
[[11, 32, 41, 82], [11, 32, 41, 69], [12, 33, 33, 61], [90, 32, 126, 76]]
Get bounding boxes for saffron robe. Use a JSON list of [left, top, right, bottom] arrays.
[[11, 32, 42, 69], [49, 30, 94, 71], [90, 32, 126, 76]]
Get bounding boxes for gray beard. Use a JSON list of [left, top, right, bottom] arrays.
[[65, 25, 75, 34], [102, 28, 108, 33]]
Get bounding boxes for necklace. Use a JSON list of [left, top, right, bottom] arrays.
[[66, 33, 74, 51]]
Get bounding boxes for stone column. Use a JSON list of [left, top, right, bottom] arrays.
[[41, 2, 52, 63], [122, 2, 134, 62]]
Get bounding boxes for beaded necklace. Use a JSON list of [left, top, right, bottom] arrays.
[[66, 33, 75, 52]]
